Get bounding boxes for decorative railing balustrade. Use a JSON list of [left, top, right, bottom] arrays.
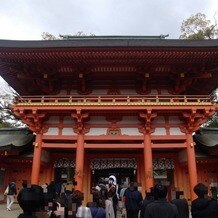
[[14, 95, 214, 106]]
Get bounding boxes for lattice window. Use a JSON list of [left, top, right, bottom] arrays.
[[90, 158, 137, 170], [54, 158, 75, 168]]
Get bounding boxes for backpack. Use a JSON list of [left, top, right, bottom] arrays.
[[9, 182, 16, 195]]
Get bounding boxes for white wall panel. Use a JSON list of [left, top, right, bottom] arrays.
[[121, 128, 142, 135], [86, 128, 107, 135], [62, 128, 77, 135], [44, 128, 59, 135], [169, 128, 184, 135], [151, 128, 167, 135]]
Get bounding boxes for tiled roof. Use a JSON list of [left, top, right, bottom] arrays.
[[0, 38, 218, 48], [0, 128, 34, 148]]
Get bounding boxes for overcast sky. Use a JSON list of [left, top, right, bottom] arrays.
[[0, 0, 217, 40]]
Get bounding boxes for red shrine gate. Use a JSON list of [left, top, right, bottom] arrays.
[[0, 37, 217, 202]]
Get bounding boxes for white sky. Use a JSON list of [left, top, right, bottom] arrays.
[[0, 0, 217, 40]]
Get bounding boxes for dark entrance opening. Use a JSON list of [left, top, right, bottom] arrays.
[[54, 158, 75, 183], [54, 167, 74, 183]]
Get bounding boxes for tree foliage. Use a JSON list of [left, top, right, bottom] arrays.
[[202, 89, 218, 128], [41, 31, 95, 40], [180, 13, 218, 127], [0, 81, 24, 128], [180, 13, 218, 39], [41, 32, 58, 40]]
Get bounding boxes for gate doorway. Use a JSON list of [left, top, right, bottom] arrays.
[[90, 158, 137, 188], [93, 167, 136, 187], [54, 158, 75, 182], [55, 167, 74, 182]]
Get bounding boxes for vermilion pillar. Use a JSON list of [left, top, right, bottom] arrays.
[[174, 160, 183, 191], [144, 133, 153, 191], [186, 133, 198, 200], [31, 133, 42, 185], [46, 164, 53, 184], [75, 133, 84, 191]]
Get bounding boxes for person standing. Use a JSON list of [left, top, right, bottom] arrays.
[[4, 180, 17, 211], [191, 183, 218, 218], [108, 175, 119, 218], [99, 185, 115, 218], [171, 191, 189, 218], [124, 182, 143, 218], [88, 188, 106, 218], [140, 188, 154, 218], [72, 190, 92, 218], [144, 184, 178, 218], [120, 182, 128, 217]]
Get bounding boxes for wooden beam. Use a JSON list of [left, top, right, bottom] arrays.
[[42, 143, 77, 148], [84, 143, 144, 148], [151, 143, 186, 148]]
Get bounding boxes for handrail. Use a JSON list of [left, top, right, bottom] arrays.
[[13, 95, 214, 106]]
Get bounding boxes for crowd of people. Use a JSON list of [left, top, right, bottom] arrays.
[[3, 176, 218, 218]]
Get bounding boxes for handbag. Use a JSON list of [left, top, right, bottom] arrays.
[[4, 186, 9, 195]]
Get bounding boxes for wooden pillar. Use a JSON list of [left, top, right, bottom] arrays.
[[75, 133, 84, 191], [144, 133, 153, 191], [46, 164, 53, 184], [31, 133, 42, 185], [174, 159, 183, 191], [186, 133, 197, 200]]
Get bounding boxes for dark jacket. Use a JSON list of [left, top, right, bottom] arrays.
[[144, 198, 179, 218], [124, 188, 143, 211], [8, 182, 17, 195], [140, 198, 154, 218], [191, 197, 218, 218], [171, 199, 189, 218], [90, 206, 106, 218]]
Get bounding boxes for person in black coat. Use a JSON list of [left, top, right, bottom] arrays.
[[124, 182, 143, 218], [140, 187, 154, 218], [17, 185, 45, 218], [144, 184, 178, 218], [191, 183, 218, 218], [171, 191, 189, 218]]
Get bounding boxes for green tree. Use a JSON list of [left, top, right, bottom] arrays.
[[41, 31, 95, 40], [180, 13, 218, 39], [0, 82, 24, 128], [180, 13, 218, 127]]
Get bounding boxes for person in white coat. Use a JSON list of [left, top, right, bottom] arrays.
[[4, 180, 17, 211]]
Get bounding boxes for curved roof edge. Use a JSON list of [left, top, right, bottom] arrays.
[[194, 127, 218, 148], [0, 128, 34, 148]]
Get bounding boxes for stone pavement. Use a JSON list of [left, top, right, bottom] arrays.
[[0, 203, 123, 218], [0, 203, 192, 218], [0, 203, 22, 218]]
